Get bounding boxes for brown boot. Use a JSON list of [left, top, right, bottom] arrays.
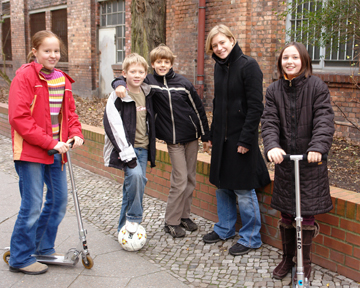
[[273, 220, 296, 279], [294, 221, 320, 282]]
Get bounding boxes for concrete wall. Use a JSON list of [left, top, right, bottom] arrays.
[[1, 102, 360, 282]]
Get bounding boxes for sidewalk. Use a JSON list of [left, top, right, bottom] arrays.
[[0, 134, 359, 288]]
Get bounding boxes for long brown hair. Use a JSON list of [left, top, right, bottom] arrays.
[[27, 30, 67, 63], [277, 42, 312, 79]]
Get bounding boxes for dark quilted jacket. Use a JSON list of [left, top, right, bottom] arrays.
[[261, 74, 335, 216]]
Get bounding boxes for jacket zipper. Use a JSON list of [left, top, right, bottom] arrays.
[[164, 76, 176, 144]]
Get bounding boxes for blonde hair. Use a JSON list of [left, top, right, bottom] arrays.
[[122, 53, 149, 72], [205, 24, 236, 55], [149, 44, 176, 65], [27, 30, 66, 63]]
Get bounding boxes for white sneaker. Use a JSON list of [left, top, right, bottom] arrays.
[[125, 220, 139, 234]]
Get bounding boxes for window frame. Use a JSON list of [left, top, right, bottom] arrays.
[[99, 0, 125, 63]]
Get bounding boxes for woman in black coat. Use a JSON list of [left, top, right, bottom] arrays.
[[202, 24, 270, 256], [261, 42, 334, 281]]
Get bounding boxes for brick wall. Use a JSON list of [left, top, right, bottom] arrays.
[[1, 102, 359, 282], [9, 0, 27, 76], [166, 0, 360, 144], [67, 0, 94, 97]]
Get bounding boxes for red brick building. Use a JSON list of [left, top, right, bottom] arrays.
[[1, 0, 359, 143]]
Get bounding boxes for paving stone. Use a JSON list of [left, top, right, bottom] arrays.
[[0, 134, 359, 287]]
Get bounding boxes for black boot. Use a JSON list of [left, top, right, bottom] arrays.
[[294, 221, 320, 282], [273, 220, 296, 279]]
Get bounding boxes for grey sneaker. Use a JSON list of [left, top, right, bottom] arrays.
[[180, 218, 198, 231], [164, 224, 186, 238]]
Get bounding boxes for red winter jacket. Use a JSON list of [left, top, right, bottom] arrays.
[[8, 61, 83, 165]]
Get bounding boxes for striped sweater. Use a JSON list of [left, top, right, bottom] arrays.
[[40, 68, 65, 140]]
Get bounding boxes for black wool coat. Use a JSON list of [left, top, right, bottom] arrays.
[[261, 74, 335, 216], [209, 44, 270, 190]]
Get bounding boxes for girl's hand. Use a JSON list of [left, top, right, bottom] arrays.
[[267, 148, 286, 164], [307, 151, 322, 163], [115, 86, 127, 98], [67, 136, 83, 149], [237, 145, 249, 154], [54, 141, 70, 154]]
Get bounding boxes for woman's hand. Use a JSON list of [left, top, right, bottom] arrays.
[[202, 141, 210, 152], [267, 148, 286, 164], [237, 146, 249, 154], [53, 141, 70, 154], [307, 151, 322, 163], [115, 85, 127, 98], [67, 136, 83, 149]]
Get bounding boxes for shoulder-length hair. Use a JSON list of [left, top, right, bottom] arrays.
[[205, 24, 236, 55], [277, 42, 312, 79]]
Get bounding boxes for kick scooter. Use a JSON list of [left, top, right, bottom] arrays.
[[3, 144, 94, 269], [283, 154, 326, 288]]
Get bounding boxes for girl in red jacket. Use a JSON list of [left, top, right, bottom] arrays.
[[8, 30, 84, 275]]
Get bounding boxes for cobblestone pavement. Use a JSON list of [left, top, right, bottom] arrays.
[[0, 134, 359, 288]]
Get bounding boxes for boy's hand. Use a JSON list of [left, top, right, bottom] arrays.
[[115, 85, 127, 99], [202, 141, 210, 152], [126, 159, 137, 169]]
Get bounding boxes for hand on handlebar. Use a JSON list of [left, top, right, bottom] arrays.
[[67, 136, 83, 149], [307, 151, 322, 163], [267, 147, 286, 164], [53, 141, 70, 154]]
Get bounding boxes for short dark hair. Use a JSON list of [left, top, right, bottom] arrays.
[[277, 42, 312, 79]]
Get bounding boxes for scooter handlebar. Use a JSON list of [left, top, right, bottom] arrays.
[[282, 154, 328, 161], [48, 142, 74, 156]]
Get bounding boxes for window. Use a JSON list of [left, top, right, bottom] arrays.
[[30, 12, 46, 39], [100, 0, 125, 63], [1, 1, 11, 61], [286, 0, 358, 69], [52, 9, 68, 62]]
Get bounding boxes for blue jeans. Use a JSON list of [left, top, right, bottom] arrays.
[[214, 188, 262, 248], [118, 148, 148, 232], [9, 154, 68, 268]]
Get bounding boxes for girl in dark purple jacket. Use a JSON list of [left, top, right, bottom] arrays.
[[261, 42, 335, 281]]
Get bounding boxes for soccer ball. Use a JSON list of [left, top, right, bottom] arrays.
[[118, 224, 147, 251]]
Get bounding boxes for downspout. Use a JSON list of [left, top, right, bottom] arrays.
[[196, 0, 206, 99]]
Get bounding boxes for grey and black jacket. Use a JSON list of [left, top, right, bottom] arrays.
[[112, 68, 209, 145], [103, 84, 156, 170]]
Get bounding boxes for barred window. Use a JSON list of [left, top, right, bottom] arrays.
[[287, 0, 358, 69], [52, 9, 68, 62], [100, 0, 125, 63]]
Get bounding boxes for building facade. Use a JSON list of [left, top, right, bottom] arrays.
[[1, 0, 359, 143]]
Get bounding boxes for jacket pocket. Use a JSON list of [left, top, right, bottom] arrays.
[[189, 116, 198, 139]]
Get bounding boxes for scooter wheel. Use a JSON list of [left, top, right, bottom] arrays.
[[82, 255, 94, 269], [3, 251, 10, 265]]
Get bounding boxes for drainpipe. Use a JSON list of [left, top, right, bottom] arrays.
[[196, 0, 206, 99]]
